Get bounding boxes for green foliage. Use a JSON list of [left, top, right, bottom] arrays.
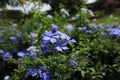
[[73, 27, 120, 80], [0, 1, 120, 80]]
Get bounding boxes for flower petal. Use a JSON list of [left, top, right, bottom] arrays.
[[62, 46, 69, 50], [54, 46, 62, 51], [43, 36, 50, 40]]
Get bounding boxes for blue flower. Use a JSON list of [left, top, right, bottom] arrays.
[[52, 24, 58, 33], [25, 67, 50, 80], [109, 28, 120, 37], [2, 52, 11, 61], [54, 40, 69, 51], [0, 49, 4, 54], [10, 36, 17, 42], [78, 27, 87, 31], [38, 70, 50, 80], [102, 72, 106, 76], [17, 51, 25, 58], [42, 34, 57, 44], [42, 71, 50, 80], [41, 44, 48, 53], [26, 52, 36, 59], [70, 59, 77, 68], [106, 25, 113, 31], [106, 26, 120, 37], [85, 30, 92, 34], [25, 68, 38, 78], [0, 40, 5, 44], [17, 51, 36, 59], [69, 39, 76, 43], [90, 24, 97, 30], [10, 49, 17, 55]]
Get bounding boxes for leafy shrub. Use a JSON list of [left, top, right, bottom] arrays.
[[0, 1, 120, 80]]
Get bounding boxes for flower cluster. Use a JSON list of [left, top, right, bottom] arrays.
[[25, 67, 50, 80], [41, 25, 76, 53], [0, 50, 12, 61], [107, 26, 120, 37], [17, 46, 39, 59], [78, 24, 120, 38], [17, 51, 36, 60]]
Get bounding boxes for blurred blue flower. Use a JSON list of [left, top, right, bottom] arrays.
[[85, 30, 92, 34], [109, 28, 120, 37], [17, 51, 36, 59], [41, 44, 48, 53], [9, 27, 14, 31], [17, 51, 25, 58], [27, 46, 39, 55], [25, 68, 38, 78], [42, 71, 50, 80], [10, 36, 17, 42], [70, 59, 77, 68], [25, 67, 50, 80], [102, 72, 106, 76], [52, 24, 58, 33], [38, 70, 50, 80], [2, 52, 11, 61], [78, 27, 87, 31], [26, 52, 36, 59], [90, 24, 97, 30], [0, 40, 5, 44], [0, 49, 4, 54], [17, 31, 22, 37], [106, 25, 113, 31], [10, 49, 18, 55], [54, 40, 69, 51]]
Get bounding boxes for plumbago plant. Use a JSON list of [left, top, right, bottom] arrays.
[[0, 1, 120, 80], [12, 25, 77, 80], [0, 17, 120, 80], [0, 22, 79, 80], [0, 20, 120, 80]]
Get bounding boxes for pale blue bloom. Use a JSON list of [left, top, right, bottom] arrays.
[[90, 24, 97, 30], [52, 24, 58, 33], [0, 49, 4, 54], [10, 36, 17, 42], [0, 40, 5, 44], [27, 46, 39, 55], [25, 67, 50, 80], [78, 27, 87, 31], [2, 52, 11, 61], [70, 59, 77, 68], [41, 44, 48, 53], [17, 51, 25, 58], [26, 52, 36, 59], [38, 70, 50, 80], [54, 40, 69, 51], [17, 51, 36, 59], [108, 28, 120, 37], [25, 68, 38, 78]]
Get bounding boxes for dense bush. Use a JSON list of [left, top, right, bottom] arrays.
[[0, 1, 120, 80]]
